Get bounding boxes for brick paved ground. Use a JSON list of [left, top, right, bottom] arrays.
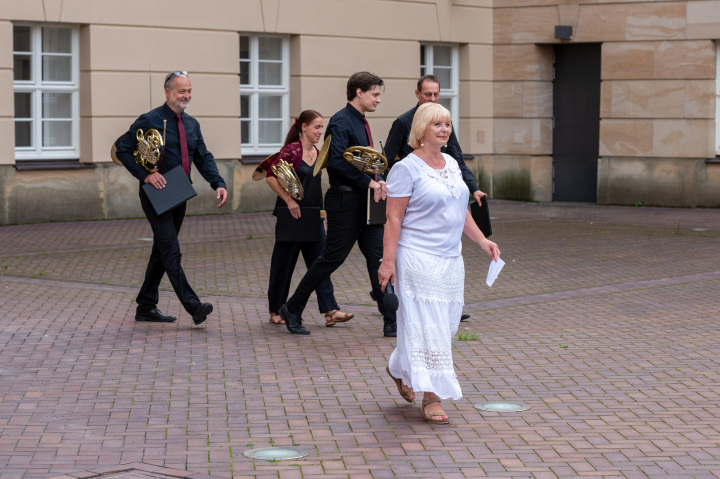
[[0, 200, 719, 479]]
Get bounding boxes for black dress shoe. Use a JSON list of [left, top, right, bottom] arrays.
[[279, 304, 310, 335], [383, 322, 397, 337], [192, 302, 213, 325], [136, 308, 177, 323], [460, 313, 470, 321]]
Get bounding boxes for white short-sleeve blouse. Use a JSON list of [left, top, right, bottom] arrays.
[[386, 152, 469, 257]]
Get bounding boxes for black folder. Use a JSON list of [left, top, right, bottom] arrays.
[[470, 196, 492, 238], [275, 206, 322, 242], [142, 165, 197, 215], [367, 191, 386, 225]]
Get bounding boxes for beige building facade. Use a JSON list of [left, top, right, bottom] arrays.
[[493, 0, 720, 208], [0, 0, 717, 224]]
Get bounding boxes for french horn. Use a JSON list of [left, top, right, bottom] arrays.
[[110, 123, 166, 173], [343, 143, 387, 175], [133, 128, 164, 173], [271, 159, 304, 201], [313, 136, 388, 176]]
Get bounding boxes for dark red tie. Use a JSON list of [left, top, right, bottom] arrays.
[[176, 113, 190, 175], [361, 116, 374, 148]]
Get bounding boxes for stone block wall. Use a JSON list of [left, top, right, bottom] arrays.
[[493, 0, 719, 207]]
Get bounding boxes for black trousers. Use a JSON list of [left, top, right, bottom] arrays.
[[136, 187, 200, 315], [268, 222, 338, 314], [286, 188, 394, 324]]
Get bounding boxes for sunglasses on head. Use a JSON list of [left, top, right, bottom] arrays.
[[164, 70, 188, 84]]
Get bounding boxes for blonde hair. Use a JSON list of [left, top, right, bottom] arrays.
[[408, 103, 452, 149]]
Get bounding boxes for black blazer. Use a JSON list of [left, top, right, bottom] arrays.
[[384, 104, 479, 194]]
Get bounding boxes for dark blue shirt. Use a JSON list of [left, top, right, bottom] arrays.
[[324, 103, 376, 189], [384, 104, 479, 194], [116, 103, 226, 190]]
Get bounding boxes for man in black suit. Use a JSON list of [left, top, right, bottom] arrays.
[[384, 74, 485, 321], [116, 71, 227, 326], [279, 71, 396, 337]]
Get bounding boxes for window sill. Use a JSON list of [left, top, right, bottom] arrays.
[[239, 156, 267, 165], [15, 160, 96, 171], [706, 158, 720, 165]]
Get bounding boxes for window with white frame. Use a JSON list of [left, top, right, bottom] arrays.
[[239, 34, 289, 155], [13, 23, 79, 160], [716, 41, 719, 156], [421, 43, 459, 132]]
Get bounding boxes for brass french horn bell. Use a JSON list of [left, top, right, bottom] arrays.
[[110, 137, 123, 166], [252, 153, 278, 181], [312, 135, 332, 177]]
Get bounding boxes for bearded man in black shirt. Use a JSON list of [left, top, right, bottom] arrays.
[[116, 71, 227, 326]]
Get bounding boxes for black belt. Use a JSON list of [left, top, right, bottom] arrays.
[[330, 185, 364, 193]]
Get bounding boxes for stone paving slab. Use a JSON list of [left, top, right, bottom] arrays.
[[0, 201, 719, 478], [43, 461, 223, 479]]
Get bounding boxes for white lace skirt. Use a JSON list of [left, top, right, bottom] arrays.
[[388, 246, 464, 400]]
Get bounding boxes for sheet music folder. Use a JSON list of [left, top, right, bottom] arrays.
[[142, 165, 197, 215], [367, 191, 386, 225], [275, 207, 322, 242], [470, 196, 492, 238]]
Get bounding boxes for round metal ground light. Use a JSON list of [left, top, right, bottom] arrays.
[[474, 401, 530, 412], [243, 447, 310, 461]]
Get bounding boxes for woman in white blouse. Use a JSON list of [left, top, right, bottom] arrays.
[[379, 102, 500, 424]]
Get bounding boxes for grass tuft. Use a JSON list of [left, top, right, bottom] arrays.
[[457, 330, 480, 341]]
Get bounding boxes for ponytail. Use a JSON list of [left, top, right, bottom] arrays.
[[283, 110, 322, 146]]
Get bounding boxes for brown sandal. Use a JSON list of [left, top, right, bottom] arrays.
[[421, 398, 449, 424], [386, 366, 414, 402], [324, 309, 354, 327], [269, 313, 285, 325]]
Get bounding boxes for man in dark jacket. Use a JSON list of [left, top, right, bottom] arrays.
[[384, 74, 485, 203], [116, 71, 227, 326], [384, 75, 485, 322]]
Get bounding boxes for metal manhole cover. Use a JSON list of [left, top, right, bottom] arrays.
[[243, 446, 310, 461], [474, 401, 530, 412]]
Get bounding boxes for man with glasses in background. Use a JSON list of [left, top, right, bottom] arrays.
[[116, 71, 228, 326], [384, 74, 485, 322]]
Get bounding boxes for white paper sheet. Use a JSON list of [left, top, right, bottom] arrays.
[[486, 258, 505, 287]]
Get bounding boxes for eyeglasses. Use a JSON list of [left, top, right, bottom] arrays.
[[164, 70, 188, 85]]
